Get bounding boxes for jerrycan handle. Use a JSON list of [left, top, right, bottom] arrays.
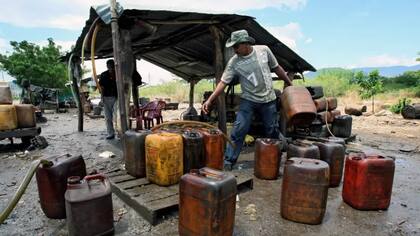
[[191, 168, 223, 180], [84, 173, 106, 182]]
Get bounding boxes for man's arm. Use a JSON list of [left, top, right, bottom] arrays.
[[202, 81, 228, 114], [273, 65, 293, 87]]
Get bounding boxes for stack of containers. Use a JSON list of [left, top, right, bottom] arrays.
[[0, 84, 18, 131], [310, 88, 341, 136]]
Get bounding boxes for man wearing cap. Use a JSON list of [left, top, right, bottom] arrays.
[[202, 29, 293, 170]]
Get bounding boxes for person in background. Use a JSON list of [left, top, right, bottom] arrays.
[[99, 59, 118, 139], [202, 29, 293, 170]]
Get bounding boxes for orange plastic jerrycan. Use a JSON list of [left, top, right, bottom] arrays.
[[201, 128, 225, 170], [145, 132, 183, 186], [254, 138, 282, 180], [179, 167, 237, 236], [281, 158, 330, 224]]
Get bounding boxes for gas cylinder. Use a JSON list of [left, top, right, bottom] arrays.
[[182, 130, 205, 174], [123, 129, 152, 177], [287, 141, 320, 159], [201, 129, 225, 170], [0, 105, 17, 131], [65, 174, 114, 236], [314, 142, 345, 187], [281, 86, 317, 125], [0, 85, 12, 104], [15, 104, 36, 128], [326, 97, 338, 110], [145, 132, 183, 186], [332, 115, 352, 138], [281, 158, 330, 224], [179, 167, 237, 236], [254, 138, 282, 180], [35, 154, 86, 219], [342, 152, 395, 210]]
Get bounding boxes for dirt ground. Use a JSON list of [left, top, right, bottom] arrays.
[[0, 103, 419, 236]]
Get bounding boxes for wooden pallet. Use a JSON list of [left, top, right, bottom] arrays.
[[107, 168, 253, 225]]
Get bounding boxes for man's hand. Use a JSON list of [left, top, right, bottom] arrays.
[[202, 100, 212, 114]]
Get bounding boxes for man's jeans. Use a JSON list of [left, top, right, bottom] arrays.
[[103, 96, 117, 136], [225, 99, 280, 165]]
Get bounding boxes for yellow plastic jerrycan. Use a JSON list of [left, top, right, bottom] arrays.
[[0, 105, 18, 131], [145, 132, 183, 186]]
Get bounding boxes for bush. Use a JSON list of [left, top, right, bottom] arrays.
[[389, 98, 411, 114]]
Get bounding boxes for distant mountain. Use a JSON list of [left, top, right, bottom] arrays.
[[305, 64, 420, 79]]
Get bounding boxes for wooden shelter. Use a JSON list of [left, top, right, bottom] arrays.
[[70, 5, 316, 133]]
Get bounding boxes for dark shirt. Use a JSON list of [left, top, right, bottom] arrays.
[[99, 70, 118, 97]]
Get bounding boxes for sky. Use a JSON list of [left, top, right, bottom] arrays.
[[0, 0, 419, 83]]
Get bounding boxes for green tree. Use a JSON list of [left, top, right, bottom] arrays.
[[417, 52, 420, 62], [0, 38, 67, 88], [352, 70, 383, 113]]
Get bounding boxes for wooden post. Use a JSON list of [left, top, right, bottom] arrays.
[[110, 0, 128, 133], [69, 56, 83, 132], [132, 57, 139, 110], [189, 80, 195, 109], [209, 26, 227, 134]]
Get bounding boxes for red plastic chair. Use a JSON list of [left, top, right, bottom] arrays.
[[142, 101, 166, 129]]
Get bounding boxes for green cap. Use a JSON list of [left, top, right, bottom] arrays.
[[225, 29, 255, 48]]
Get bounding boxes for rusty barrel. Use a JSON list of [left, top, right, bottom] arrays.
[[287, 141, 320, 159], [281, 158, 330, 224], [179, 167, 237, 236], [281, 86, 317, 126], [314, 142, 345, 187], [65, 174, 114, 236], [343, 152, 395, 210], [254, 138, 282, 180], [201, 129, 225, 170], [182, 130, 205, 173], [123, 130, 152, 177], [36, 154, 86, 219]]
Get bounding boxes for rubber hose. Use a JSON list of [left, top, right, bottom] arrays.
[[90, 23, 101, 94], [67, 53, 78, 106], [81, 17, 100, 65], [324, 97, 335, 137], [0, 159, 50, 224], [151, 120, 235, 148]]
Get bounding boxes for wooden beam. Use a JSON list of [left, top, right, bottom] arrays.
[[110, 0, 128, 133], [147, 20, 220, 25], [209, 26, 227, 134], [69, 56, 84, 132], [189, 81, 195, 109], [120, 29, 134, 132], [132, 57, 139, 110]]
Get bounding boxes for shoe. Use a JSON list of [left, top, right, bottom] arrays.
[[223, 163, 233, 171], [106, 135, 115, 140]]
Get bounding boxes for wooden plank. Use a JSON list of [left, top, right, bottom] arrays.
[[110, 174, 137, 183], [118, 178, 150, 190]]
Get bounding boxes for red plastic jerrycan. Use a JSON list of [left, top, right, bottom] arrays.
[[201, 129, 225, 170], [281, 158, 330, 224], [179, 167, 237, 236], [314, 142, 345, 187], [65, 174, 114, 236], [254, 138, 282, 180], [35, 154, 86, 219], [342, 152, 395, 210]]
